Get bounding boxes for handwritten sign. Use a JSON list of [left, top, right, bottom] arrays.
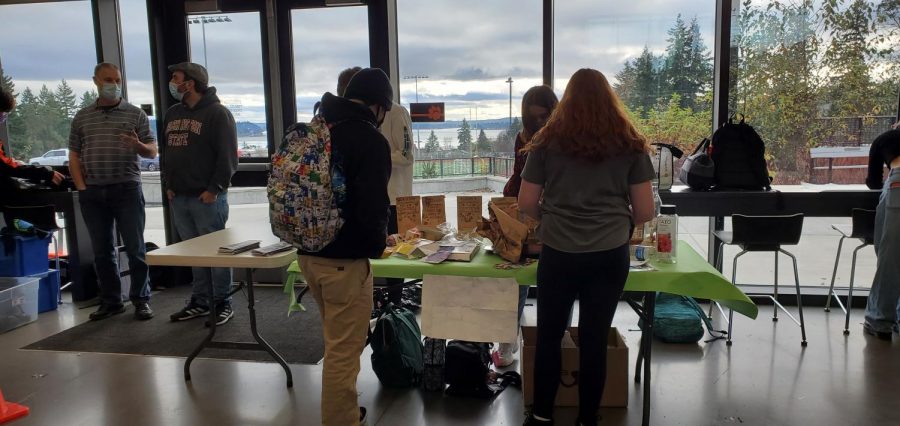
[[395, 196, 421, 235], [421, 195, 446, 226], [457, 196, 483, 234]]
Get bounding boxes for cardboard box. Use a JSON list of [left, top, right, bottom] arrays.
[[521, 325, 629, 408]]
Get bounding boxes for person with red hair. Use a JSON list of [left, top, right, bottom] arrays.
[[518, 68, 655, 426]]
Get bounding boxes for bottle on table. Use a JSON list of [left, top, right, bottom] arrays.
[[656, 204, 678, 263]]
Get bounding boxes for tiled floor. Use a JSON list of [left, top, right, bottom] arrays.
[[1, 292, 897, 426]]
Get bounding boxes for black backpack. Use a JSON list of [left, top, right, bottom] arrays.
[[444, 340, 521, 398], [710, 117, 771, 190], [679, 138, 716, 190]]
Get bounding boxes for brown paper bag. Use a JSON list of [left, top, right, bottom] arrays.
[[490, 196, 519, 219], [456, 195, 483, 235], [395, 196, 421, 235], [421, 195, 446, 226], [478, 200, 528, 262]]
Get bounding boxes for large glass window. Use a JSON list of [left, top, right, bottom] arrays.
[[730, 0, 899, 185], [397, 0, 543, 167], [556, 0, 716, 179], [188, 12, 267, 159], [0, 1, 96, 163], [292, 6, 369, 123]]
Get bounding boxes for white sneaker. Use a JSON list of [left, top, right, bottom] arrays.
[[492, 342, 516, 367]]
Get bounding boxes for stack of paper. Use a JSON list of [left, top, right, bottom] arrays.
[[218, 240, 261, 255], [251, 241, 294, 256]]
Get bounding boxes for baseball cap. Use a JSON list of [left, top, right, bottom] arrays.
[[168, 62, 209, 86], [343, 68, 393, 110]]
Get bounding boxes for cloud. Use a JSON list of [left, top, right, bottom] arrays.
[[0, 0, 716, 123]]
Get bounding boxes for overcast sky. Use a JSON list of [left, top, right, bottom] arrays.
[[0, 0, 714, 123]]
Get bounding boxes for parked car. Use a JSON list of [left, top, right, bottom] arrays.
[[140, 155, 160, 171], [29, 149, 70, 166]]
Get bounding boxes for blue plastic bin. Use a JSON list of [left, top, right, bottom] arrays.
[[30, 269, 60, 313], [0, 234, 51, 277], [0, 276, 40, 333]]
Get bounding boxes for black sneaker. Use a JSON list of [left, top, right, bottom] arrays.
[[205, 302, 234, 327], [523, 413, 554, 426], [863, 323, 892, 341], [170, 300, 210, 322], [89, 303, 125, 321], [134, 301, 154, 320]]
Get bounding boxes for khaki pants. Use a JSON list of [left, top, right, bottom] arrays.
[[299, 255, 373, 426]]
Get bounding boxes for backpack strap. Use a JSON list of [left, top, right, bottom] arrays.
[[684, 296, 728, 342]]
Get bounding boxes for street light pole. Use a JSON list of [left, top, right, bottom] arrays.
[[188, 15, 232, 69], [404, 75, 428, 148], [506, 77, 514, 127]]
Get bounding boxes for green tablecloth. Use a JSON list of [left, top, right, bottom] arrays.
[[285, 240, 757, 319]]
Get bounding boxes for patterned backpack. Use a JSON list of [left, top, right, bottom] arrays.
[[268, 116, 346, 252]]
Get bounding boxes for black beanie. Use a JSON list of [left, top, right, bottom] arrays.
[[343, 68, 394, 110]]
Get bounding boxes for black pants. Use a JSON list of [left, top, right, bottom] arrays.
[[532, 243, 629, 422]]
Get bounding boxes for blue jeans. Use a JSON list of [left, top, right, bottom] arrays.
[[79, 181, 150, 306], [866, 169, 900, 333], [170, 193, 232, 306]]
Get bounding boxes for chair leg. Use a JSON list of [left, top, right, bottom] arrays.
[[727, 251, 746, 346], [844, 243, 868, 336], [825, 236, 846, 312], [773, 251, 779, 322], [781, 249, 807, 346]]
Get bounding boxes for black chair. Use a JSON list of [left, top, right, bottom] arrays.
[[712, 213, 807, 346], [824, 208, 876, 335], [2, 204, 67, 304]]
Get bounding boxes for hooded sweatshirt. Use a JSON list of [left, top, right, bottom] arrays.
[[162, 87, 238, 196], [299, 92, 391, 260]]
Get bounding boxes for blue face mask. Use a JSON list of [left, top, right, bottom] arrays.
[[168, 82, 185, 101], [99, 83, 122, 101]]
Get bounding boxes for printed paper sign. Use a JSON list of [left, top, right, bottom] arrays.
[[395, 195, 421, 235], [421, 274, 518, 342], [456, 195, 483, 234], [421, 195, 446, 226]]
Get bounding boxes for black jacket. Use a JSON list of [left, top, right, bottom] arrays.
[[1, 142, 55, 195], [299, 93, 391, 259]]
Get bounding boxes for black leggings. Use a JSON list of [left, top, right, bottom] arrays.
[[532, 243, 629, 422]]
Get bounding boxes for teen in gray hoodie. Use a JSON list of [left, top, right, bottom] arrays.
[[163, 62, 238, 326]]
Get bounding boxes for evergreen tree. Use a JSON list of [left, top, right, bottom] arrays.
[[80, 90, 98, 109], [56, 80, 78, 118], [615, 47, 662, 117], [661, 15, 711, 110], [457, 118, 473, 151], [424, 130, 440, 153], [0, 67, 15, 95], [475, 128, 492, 154]]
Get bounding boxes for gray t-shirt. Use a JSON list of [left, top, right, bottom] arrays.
[[521, 146, 655, 253]]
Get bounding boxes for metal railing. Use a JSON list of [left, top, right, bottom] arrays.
[[413, 156, 514, 179]]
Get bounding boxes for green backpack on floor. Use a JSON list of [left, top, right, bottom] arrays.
[[370, 304, 424, 388], [647, 293, 726, 343]]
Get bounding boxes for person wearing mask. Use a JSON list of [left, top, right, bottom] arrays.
[[494, 85, 558, 367], [298, 68, 392, 426], [863, 120, 900, 341], [518, 69, 655, 426], [67, 63, 157, 321], [1, 86, 65, 194], [164, 62, 238, 326]]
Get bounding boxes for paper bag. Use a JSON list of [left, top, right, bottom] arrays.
[[421, 274, 519, 342], [490, 196, 518, 219], [456, 195, 483, 235], [478, 201, 528, 262], [395, 196, 421, 235], [421, 195, 446, 226]]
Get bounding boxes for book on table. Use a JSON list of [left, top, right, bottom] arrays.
[[251, 241, 294, 256], [217, 240, 261, 255]]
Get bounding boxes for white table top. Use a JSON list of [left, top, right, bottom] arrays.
[[146, 222, 297, 269]]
